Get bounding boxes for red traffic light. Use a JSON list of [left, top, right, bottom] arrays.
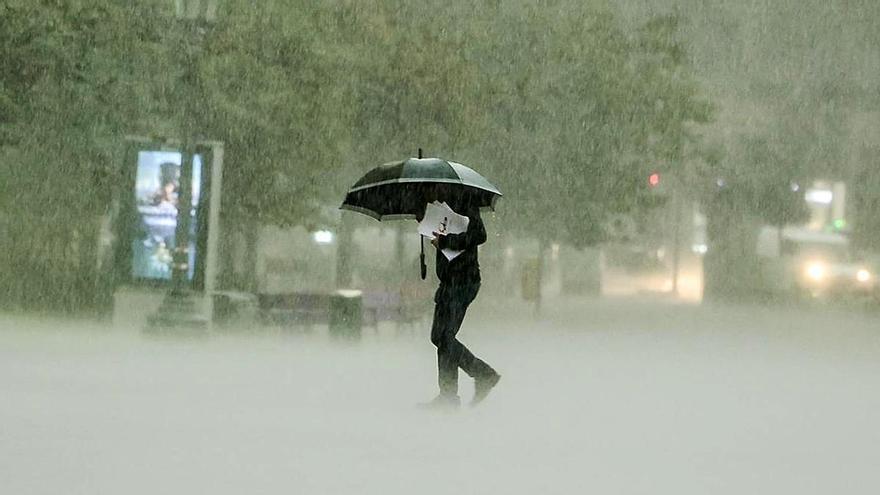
[[648, 173, 660, 187]]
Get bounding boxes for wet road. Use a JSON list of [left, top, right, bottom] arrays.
[[2, 297, 879, 494]]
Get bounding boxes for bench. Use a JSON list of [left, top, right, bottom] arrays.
[[362, 284, 433, 329], [257, 288, 432, 330], [257, 292, 332, 328]]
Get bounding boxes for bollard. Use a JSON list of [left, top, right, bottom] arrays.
[[521, 258, 541, 301]]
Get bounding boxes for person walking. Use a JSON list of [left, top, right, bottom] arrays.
[[340, 156, 504, 410], [419, 194, 501, 409]]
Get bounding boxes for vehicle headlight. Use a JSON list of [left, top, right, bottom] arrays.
[[857, 269, 871, 283], [805, 262, 826, 282]]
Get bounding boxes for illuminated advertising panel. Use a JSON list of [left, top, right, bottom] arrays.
[[131, 151, 202, 281]]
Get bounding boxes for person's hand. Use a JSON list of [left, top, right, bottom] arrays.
[[431, 232, 443, 247]]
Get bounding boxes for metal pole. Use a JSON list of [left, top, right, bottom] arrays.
[[172, 146, 194, 290], [535, 240, 545, 316], [143, 2, 221, 333], [336, 214, 354, 288], [204, 143, 223, 295], [203, 142, 224, 325], [671, 188, 681, 296], [170, 19, 198, 293]]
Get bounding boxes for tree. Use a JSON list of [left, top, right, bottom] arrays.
[[472, 5, 712, 248], [0, 0, 170, 313], [0, 0, 719, 312]]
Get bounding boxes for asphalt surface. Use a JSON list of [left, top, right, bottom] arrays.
[[2, 297, 879, 494]]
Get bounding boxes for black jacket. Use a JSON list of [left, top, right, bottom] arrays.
[[435, 207, 487, 285]]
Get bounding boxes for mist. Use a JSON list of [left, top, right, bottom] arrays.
[[2, 1, 880, 493], [4, 299, 880, 493]]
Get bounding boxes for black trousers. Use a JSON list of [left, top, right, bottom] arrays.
[[431, 282, 495, 396]]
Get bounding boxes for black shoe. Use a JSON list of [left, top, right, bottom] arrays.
[[417, 394, 461, 411], [472, 373, 501, 406]]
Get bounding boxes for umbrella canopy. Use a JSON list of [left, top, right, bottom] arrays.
[[340, 157, 502, 220]]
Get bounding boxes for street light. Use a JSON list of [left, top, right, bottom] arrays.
[[146, 0, 221, 333], [169, 0, 218, 291]]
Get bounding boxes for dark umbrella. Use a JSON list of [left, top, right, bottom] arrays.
[[341, 152, 502, 278], [341, 158, 502, 220]]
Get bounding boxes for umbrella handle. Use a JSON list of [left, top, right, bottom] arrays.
[[420, 235, 427, 280]]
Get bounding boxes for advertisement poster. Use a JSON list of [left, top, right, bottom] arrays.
[[131, 150, 202, 281]]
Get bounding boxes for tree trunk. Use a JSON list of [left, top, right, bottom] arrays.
[[534, 239, 547, 315], [219, 216, 261, 293], [243, 221, 260, 293], [335, 214, 354, 288]]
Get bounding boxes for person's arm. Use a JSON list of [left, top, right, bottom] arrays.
[[438, 209, 486, 250]]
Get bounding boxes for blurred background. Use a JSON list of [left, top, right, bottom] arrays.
[[4, 2, 880, 494], [3, 0, 880, 327]]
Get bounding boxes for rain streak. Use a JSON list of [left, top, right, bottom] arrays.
[[2, 1, 880, 494]]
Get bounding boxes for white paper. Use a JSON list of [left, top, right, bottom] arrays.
[[418, 201, 470, 260]]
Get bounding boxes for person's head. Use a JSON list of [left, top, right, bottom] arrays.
[[159, 162, 179, 190], [162, 181, 176, 199]]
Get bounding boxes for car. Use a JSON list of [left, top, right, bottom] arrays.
[[756, 226, 876, 300]]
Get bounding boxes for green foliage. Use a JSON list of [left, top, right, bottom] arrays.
[[198, 1, 350, 226], [0, 0, 716, 310], [470, 4, 712, 247], [0, 0, 171, 312], [667, 0, 880, 229], [0, 0, 170, 212], [1, 0, 711, 233]]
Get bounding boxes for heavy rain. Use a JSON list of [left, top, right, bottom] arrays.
[[2, 1, 880, 493]]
